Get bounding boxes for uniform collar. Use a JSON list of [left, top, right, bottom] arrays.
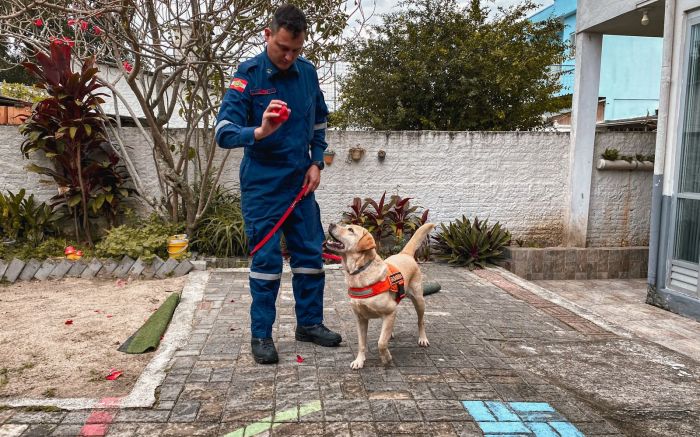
[[262, 48, 300, 79]]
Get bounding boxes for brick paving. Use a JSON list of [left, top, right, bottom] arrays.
[[2, 263, 699, 436]]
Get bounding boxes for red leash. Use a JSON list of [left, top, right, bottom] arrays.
[[250, 185, 308, 256], [248, 185, 342, 263]]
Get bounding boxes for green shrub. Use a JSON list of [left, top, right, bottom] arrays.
[[601, 148, 620, 161], [0, 189, 62, 245], [433, 216, 511, 269], [0, 237, 86, 261], [191, 189, 247, 257], [95, 214, 183, 261]]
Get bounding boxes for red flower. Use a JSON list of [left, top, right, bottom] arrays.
[[34, 18, 43, 27], [79, 20, 88, 31], [122, 61, 133, 73], [67, 18, 76, 26], [93, 25, 103, 36]]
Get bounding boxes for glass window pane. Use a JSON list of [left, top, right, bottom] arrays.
[[679, 24, 700, 193], [674, 198, 700, 263]]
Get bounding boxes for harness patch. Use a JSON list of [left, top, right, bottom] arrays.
[[348, 263, 406, 303]]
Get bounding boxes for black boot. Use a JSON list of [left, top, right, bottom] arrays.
[[295, 324, 342, 347], [251, 337, 278, 364]]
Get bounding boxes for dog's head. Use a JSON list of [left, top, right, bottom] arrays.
[[326, 223, 376, 254]]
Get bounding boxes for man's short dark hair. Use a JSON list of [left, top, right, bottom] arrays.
[[271, 4, 307, 38]]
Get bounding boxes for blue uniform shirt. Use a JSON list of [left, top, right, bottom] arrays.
[[215, 50, 329, 164]]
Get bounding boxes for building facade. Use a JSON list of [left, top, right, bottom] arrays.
[[532, 0, 664, 121], [570, 0, 700, 321]]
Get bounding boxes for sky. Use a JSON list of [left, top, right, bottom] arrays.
[[357, 0, 554, 25]]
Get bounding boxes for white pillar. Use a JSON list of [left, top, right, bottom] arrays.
[[566, 31, 603, 247]]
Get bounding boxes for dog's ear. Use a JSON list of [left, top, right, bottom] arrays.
[[357, 232, 376, 251]]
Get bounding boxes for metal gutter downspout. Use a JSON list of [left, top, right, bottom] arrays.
[[648, 0, 676, 291]]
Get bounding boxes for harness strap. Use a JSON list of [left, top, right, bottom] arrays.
[[348, 263, 406, 303]]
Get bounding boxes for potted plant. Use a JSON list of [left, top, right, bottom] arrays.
[[323, 149, 336, 165], [349, 145, 365, 161]]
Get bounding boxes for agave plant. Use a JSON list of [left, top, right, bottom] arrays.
[[19, 40, 132, 245], [432, 216, 511, 269]]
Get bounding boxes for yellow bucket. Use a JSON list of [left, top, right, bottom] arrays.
[[167, 234, 189, 259]]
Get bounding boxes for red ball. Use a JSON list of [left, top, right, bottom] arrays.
[[271, 106, 289, 124]]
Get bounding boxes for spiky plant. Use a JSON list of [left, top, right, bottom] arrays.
[[433, 216, 511, 269]]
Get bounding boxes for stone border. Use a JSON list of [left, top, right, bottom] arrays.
[[0, 270, 209, 410], [0, 256, 207, 283]]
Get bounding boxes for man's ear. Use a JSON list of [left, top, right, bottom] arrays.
[[357, 232, 376, 251]]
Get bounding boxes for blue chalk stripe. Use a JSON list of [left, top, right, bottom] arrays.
[[485, 401, 520, 421], [509, 402, 556, 413], [527, 422, 560, 437], [550, 421, 586, 437], [478, 421, 531, 434], [462, 401, 496, 422]]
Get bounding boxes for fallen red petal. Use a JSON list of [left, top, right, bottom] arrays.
[[65, 319, 73, 325], [106, 314, 113, 318], [296, 354, 304, 363], [105, 370, 122, 380]]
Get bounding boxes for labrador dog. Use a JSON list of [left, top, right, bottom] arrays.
[[326, 222, 435, 369]]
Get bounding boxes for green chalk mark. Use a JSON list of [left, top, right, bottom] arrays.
[[222, 400, 322, 437]]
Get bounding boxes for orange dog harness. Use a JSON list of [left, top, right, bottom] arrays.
[[348, 263, 406, 303]]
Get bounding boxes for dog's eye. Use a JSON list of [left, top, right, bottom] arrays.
[[348, 228, 354, 233]]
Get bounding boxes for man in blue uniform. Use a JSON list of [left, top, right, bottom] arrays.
[[215, 4, 341, 364]]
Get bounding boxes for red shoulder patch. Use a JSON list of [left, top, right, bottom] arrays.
[[229, 78, 248, 92]]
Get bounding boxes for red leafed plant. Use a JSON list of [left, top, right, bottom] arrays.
[[341, 192, 430, 258], [19, 41, 133, 245]]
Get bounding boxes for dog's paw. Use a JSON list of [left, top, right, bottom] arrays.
[[350, 359, 365, 370], [379, 351, 393, 366], [418, 337, 430, 347]]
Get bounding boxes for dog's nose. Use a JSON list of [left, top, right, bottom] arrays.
[[329, 223, 336, 232]]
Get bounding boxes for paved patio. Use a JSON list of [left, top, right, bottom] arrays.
[[0, 263, 699, 436]]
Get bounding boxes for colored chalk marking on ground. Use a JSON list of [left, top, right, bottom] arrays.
[[222, 400, 322, 437], [462, 400, 586, 437]]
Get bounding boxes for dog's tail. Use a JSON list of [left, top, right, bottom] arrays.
[[400, 223, 436, 257]]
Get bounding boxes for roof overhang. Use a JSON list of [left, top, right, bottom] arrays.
[[578, 0, 664, 37]]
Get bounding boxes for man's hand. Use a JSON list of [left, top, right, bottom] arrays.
[[254, 100, 290, 141], [303, 164, 321, 195]]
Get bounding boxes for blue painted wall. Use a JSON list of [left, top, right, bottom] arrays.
[[530, 0, 662, 120]]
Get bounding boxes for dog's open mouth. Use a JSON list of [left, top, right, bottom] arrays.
[[324, 233, 345, 252]]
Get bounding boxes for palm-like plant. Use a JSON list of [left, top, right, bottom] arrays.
[[432, 216, 511, 269], [19, 40, 132, 245]]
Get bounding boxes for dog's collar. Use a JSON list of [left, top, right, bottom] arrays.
[[348, 263, 406, 303], [348, 258, 375, 276]]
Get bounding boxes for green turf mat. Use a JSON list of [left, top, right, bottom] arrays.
[[118, 293, 180, 354]]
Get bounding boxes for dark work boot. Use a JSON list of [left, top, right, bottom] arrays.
[[251, 337, 279, 364], [295, 324, 342, 347]]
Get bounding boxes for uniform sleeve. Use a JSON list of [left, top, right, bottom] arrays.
[[310, 86, 329, 162], [215, 70, 256, 149]]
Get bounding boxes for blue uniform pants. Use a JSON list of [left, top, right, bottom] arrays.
[[241, 156, 325, 339]]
